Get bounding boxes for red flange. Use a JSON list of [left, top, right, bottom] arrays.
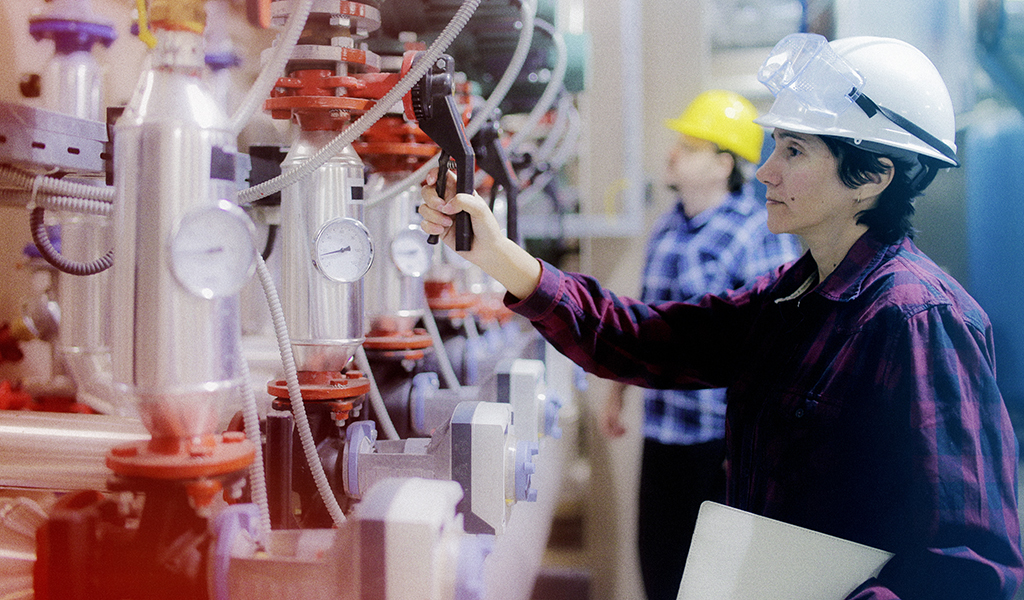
[[424, 279, 478, 315], [267, 370, 371, 423], [106, 431, 255, 480]]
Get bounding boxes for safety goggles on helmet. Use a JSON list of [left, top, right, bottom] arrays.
[[757, 33, 959, 168]]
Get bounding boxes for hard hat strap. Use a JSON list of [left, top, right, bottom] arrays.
[[853, 94, 960, 167]]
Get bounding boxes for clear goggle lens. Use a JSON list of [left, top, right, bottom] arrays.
[[758, 33, 865, 118]]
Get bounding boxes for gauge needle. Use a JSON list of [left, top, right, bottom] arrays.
[[323, 246, 352, 256], [185, 246, 225, 255]]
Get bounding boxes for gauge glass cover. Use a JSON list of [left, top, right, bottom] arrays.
[[169, 200, 257, 299], [390, 227, 431, 277], [313, 217, 374, 283]]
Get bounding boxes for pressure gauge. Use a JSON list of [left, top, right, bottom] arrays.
[[313, 217, 374, 283], [390, 227, 431, 277], [169, 200, 257, 299]]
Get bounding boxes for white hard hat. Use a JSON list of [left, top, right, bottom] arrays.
[[755, 34, 958, 168]]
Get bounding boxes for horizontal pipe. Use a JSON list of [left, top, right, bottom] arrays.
[[0, 411, 148, 492]]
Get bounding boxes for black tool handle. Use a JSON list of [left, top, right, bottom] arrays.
[[451, 148, 474, 251], [408, 53, 474, 251], [427, 156, 473, 251], [425, 128, 474, 251], [426, 153, 450, 246]]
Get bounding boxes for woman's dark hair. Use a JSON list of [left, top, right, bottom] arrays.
[[719, 150, 745, 194], [820, 135, 921, 244]]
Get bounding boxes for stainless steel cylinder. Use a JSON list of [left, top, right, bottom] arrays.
[[280, 130, 366, 371], [43, 25, 116, 414], [58, 211, 117, 413], [110, 30, 247, 438], [363, 172, 428, 334], [0, 412, 148, 492], [44, 51, 103, 122]]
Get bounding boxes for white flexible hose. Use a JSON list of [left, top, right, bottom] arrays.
[[464, 0, 536, 140], [530, 93, 573, 167], [237, 0, 483, 207], [236, 351, 272, 542], [0, 164, 114, 202], [354, 346, 399, 441], [0, 189, 112, 216], [547, 101, 582, 169], [518, 100, 581, 211], [37, 194, 113, 216], [365, 0, 537, 209], [228, 0, 315, 136], [508, 18, 568, 155], [463, 310, 480, 342], [421, 305, 462, 390], [255, 253, 347, 526]]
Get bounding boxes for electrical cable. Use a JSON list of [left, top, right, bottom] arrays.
[[255, 252, 348, 527], [29, 206, 113, 276], [237, 0, 484, 207]]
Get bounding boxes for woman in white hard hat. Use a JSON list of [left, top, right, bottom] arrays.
[[419, 34, 1023, 599], [600, 89, 801, 600]]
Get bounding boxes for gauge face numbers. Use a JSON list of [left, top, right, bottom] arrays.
[[313, 217, 374, 283], [169, 200, 257, 299], [390, 227, 431, 277]]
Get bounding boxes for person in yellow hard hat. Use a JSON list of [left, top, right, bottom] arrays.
[[598, 89, 801, 600]]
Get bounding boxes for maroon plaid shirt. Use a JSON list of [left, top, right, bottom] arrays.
[[508, 232, 1022, 599]]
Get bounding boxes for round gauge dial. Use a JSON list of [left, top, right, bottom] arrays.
[[313, 217, 374, 283], [390, 227, 431, 277], [169, 200, 257, 299]]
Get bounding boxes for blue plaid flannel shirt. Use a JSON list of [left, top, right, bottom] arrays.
[[640, 186, 801, 445]]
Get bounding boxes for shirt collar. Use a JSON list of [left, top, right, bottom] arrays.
[[816, 233, 893, 301], [772, 232, 896, 304]]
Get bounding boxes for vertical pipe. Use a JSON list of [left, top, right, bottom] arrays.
[[265, 410, 295, 529], [111, 26, 249, 437], [279, 131, 366, 372]]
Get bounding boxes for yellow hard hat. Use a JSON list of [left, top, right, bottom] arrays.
[[664, 89, 764, 164]]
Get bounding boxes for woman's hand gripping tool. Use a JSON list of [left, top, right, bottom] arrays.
[[404, 52, 475, 251]]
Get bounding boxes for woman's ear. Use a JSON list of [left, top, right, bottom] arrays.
[[857, 157, 895, 204], [716, 151, 736, 177]]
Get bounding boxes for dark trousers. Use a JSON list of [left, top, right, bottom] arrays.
[[637, 437, 727, 600]]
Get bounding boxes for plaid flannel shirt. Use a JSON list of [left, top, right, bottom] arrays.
[[508, 232, 1023, 599], [639, 187, 801, 445]]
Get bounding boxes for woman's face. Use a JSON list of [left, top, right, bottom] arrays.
[[756, 130, 861, 240], [664, 134, 730, 194]]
